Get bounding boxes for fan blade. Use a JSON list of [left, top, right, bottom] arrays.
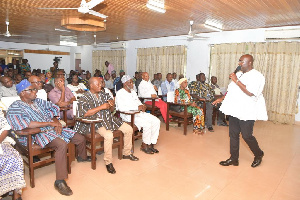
[[88, 10, 107, 18], [37, 8, 78, 10], [86, 0, 104, 9], [11, 34, 31, 37]]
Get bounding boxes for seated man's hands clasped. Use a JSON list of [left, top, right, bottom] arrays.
[[51, 118, 63, 135], [138, 104, 146, 112]]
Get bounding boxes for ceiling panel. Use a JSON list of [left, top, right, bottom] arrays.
[[0, 0, 299, 46]]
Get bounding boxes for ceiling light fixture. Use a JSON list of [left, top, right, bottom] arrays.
[[146, 0, 166, 13]]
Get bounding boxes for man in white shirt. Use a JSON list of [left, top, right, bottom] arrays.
[[213, 54, 267, 168], [28, 75, 47, 101], [0, 77, 17, 99], [138, 72, 169, 123], [116, 75, 160, 154], [161, 73, 175, 101], [104, 73, 114, 90]]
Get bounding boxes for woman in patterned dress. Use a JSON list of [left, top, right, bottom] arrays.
[[0, 110, 25, 200], [174, 78, 205, 135]]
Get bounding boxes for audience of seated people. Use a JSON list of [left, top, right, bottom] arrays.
[[0, 59, 229, 197], [6, 80, 92, 196]]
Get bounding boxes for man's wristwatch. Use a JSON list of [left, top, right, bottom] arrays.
[[236, 79, 240, 84]]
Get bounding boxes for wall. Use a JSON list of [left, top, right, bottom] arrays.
[[0, 41, 71, 72]]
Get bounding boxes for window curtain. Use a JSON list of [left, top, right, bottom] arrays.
[[136, 45, 187, 80], [210, 42, 300, 124], [92, 50, 126, 75]]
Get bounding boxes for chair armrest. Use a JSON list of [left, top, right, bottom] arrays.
[[14, 128, 41, 136], [139, 97, 158, 100], [59, 106, 72, 111], [118, 110, 140, 115], [167, 102, 191, 106], [75, 117, 102, 124]]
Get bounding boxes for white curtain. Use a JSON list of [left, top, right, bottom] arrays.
[[210, 42, 300, 124], [137, 45, 187, 80], [92, 50, 126, 75]]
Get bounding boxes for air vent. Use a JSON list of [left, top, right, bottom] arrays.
[[110, 42, 126, 49], [265, 29, 300, 40]]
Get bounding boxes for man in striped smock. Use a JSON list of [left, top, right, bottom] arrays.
[[6, 80, 91, 196]]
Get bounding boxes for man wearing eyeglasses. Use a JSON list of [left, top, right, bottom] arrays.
[[28, 75, 47, 101], [0, 76, 17, 99], [6, 79, 92, 196]]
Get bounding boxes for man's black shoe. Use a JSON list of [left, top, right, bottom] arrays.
[[54, 180, 73, 196], [218, 122, 228, 126], [123, 154, 139, 161], [106, 163, 116, 174], [251, 151, 264, 168], [76, 156, 92, 163], [208, 127, 214, 132], [219, 158, 239, 166]]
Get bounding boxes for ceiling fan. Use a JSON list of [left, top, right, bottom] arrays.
[[38, 0, 107, 19], [0, 21, 30, 37], [185, 20, 208, 40]]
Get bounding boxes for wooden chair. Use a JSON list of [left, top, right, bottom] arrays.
[[60, 106, 76, 128], [10, 128, 72, 188], [138, 97, 161, 117], [75, 118, 123, 170], [166, 100, 206, 135], [116, 110, 141, 153]]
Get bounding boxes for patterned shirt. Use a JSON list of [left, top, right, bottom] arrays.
[[74, 91, 123, 135], [188, 81, 215, 102], [6, 99, 75, 148]]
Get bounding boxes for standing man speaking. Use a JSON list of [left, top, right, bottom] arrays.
[[213, 54, 267, 168]]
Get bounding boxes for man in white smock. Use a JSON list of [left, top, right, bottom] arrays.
[[213, 54, 267, 168], [116, 75, 160, 155]]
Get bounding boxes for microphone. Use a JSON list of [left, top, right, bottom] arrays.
[[233, 66, 241, 74]]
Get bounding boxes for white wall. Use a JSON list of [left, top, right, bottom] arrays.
[[0, 41, 71, 72]]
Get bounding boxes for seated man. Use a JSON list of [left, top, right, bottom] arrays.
[[0, 76, 17, 99], [48, 77, 76, 120], [116, 75, 160, 154], [6, 80, 91, 196], [138, 72, 169, 123], [189, 73, 215, 132], [161, 73, 175, 101], [74, 77, 139, 174], [28, 75, 47, 101]]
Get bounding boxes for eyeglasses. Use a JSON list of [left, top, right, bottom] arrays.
[[23, 88, 38, 92], [30, 81, 43, 84]]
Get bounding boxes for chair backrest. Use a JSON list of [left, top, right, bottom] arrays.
[[167, 91, 175, 103], [0, 96, 20, 110], [158, 87, 162, 95], [73, 101, 78, 117]]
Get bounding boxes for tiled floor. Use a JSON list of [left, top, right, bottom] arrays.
[[7, 121, 300, 199]]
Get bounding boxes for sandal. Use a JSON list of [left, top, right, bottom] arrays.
[[140, 147, 154, 154]]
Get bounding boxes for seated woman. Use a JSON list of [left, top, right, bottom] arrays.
[[45, 69, 53, 84], [174, 78, 205, 135], [0, 110, 26, 200], [67, 74, 87, 99]]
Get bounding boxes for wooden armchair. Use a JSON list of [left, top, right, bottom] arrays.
[[10, 128, 72, 188], [166, 100, 206, 135], [60, 106, 75, 128], [138, 97, 161, 117], [116, 110, 141, 153], [75, 118, 123, 170]]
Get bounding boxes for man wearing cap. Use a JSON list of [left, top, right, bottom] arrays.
[[138, 72, 170, 123], [116, 75, 160, 154], [74, 77, 139, 174], [6, 80, 91, 196]]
